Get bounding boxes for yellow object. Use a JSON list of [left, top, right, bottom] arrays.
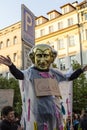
[[34, 122, 37, 130], [29, 44, 57, 70]]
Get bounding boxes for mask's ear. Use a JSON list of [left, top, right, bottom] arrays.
[[51, 50, 57, 63], [28, 50, 35, 64]]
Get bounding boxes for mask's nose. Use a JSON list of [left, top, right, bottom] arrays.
[[40, 56, 45, 63]]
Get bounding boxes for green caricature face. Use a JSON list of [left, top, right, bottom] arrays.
[[34, 45, 53, 70]]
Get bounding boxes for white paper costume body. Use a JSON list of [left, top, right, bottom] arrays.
[[19, 66, 67, 130]]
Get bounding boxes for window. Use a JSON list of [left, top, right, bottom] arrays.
[[0, 41, 3, 49], [40, 29, 45, 36], [49, 25, 53, 33], [13, 53, 17, 62], [49, 13, 54, 20], [6, 39, 10, 47], [63, 7, 68, 14], [6, 72, 9, 79], [58, 39, 64, 49], [70, 55, 76, 65], [35, 31, 38, 38], [85, 29, 87, 40], [0, 74, 2, 77], [68, 36, 75, 46], [6, 55, 9, 57], [58, 22, 63, 30], [67, 18, 73, 26], [51, 45, 54, 48], [36, 19, 41, 25], [84, 13, 87, 20], [59, 58, 65, 70], [13, 36, 17, 44]]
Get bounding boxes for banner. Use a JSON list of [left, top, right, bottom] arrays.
[[0, 89, 14, 112], [59, 81, 73, 119]]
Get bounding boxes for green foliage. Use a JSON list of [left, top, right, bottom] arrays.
[[71, 60, 87, 113], [52, 63, 57, 68], [0, 77, 22, 116]]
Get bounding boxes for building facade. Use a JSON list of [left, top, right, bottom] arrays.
[[0, 22, 22, 78], [0, 0, 87, 78], [0, 22, 32, 78], [35, 0, 87, 70]]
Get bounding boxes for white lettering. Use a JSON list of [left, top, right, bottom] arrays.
[[25, 12, 32, 31]]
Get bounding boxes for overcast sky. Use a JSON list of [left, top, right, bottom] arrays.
[[0, 0, 82, 29]]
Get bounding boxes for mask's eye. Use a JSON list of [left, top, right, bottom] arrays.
[[43, 54, 49, 58], [36, 54, 42, 58]]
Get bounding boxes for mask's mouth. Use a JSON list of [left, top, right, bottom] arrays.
[[34, 66, 49, 72], [38, 63, 47, 68]]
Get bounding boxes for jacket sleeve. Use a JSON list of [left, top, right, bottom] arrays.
[[9, 64, 24, 80], [68, 68, 83, 81]]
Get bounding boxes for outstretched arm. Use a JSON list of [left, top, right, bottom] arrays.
[[9, 64, 24, 80], [0, 55, 24, 80], [0, 55, 12, 66], [68, 65, 87, 81]]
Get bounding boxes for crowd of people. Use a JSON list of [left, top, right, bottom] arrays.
[[0, 105, 87, 130], [65, 110, 87, 130]]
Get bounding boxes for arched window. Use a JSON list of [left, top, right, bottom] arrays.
[[6, 39, 10, 47], [0, 41, 3, 49], [13, 53, 17, 62], [13, 36, 17, 44]]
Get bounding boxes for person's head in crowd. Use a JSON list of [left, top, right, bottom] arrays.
[[1, 106, 15, 122], [83, 110, 87, 117]]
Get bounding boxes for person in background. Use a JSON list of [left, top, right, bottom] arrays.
[[80, 110, 87, 130], [1, 106, 23, 130], [73, 113, 79, 130], [0, 44, 87, 130], [66, 116, 71, 130], [80, 109, 85, 120]]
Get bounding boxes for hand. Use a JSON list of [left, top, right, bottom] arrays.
[[82, 65, 87, 72], [17, 125, 24, 130], [0, 55, 12, 66]]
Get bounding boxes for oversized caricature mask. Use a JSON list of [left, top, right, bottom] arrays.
[[29, 44, 57, 70]]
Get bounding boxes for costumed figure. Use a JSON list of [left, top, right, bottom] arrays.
[[0, 44, 87, 130]]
